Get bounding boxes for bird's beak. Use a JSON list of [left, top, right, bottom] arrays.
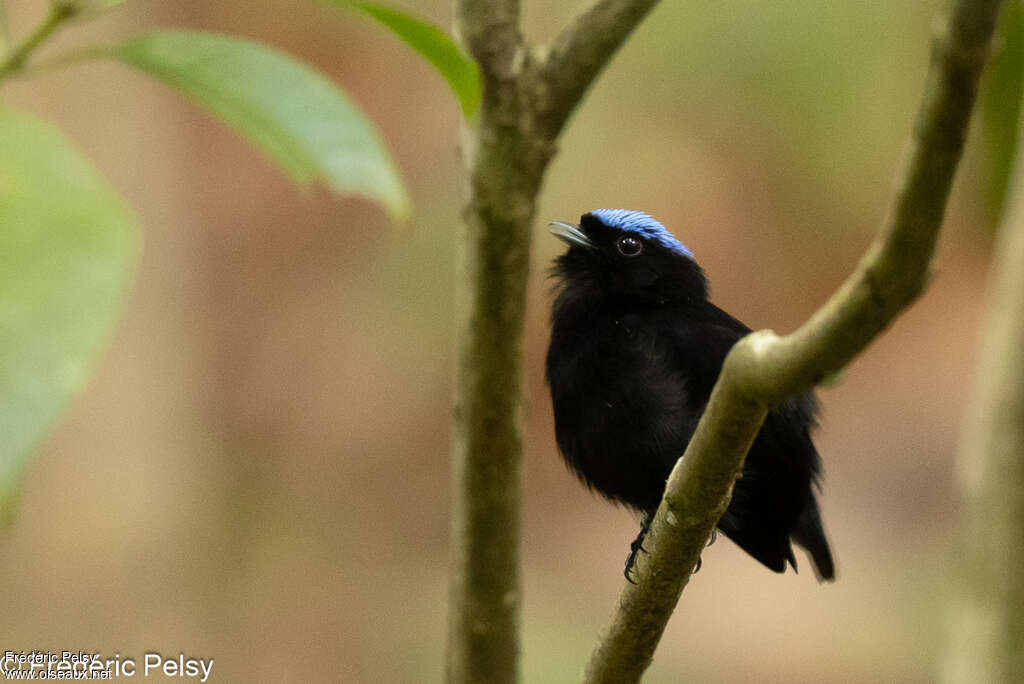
[[548, 221, 595, 250]]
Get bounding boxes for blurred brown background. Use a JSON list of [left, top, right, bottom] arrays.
[[0, 0, 1001, 681]]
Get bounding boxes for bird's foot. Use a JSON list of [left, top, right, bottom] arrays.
[[624, 538, 644, 584], [624, 512, 654, 584], [688, 529, 716, 574]]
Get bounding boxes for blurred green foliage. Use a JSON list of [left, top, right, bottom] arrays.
[[110, 30, 409, 219], [0, 1, 1015, 681], [347, 2, 481, 118], [0, 105, 136, 520], [0, 10, 420, 521]]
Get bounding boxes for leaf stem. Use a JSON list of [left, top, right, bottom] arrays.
[[0, 3, 77, 82]]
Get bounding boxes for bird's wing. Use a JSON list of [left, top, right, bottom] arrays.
[[657, 302, 750, 397], [662, 302, 834, 579]]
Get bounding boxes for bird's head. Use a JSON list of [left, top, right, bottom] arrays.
[[549, 209, 708, 304]]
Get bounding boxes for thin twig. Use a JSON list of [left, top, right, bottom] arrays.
[[583, 0, 1004, 682], [0, 3, 76, 82]]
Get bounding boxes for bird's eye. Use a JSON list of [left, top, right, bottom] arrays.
[[616, 235, 643, 257]]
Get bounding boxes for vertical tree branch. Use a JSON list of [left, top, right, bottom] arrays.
[[446, 28, 537, 680], [941, 99, 1024, 682], [447, 63, 534, 684], [584, 0, 1003, 682], [446, 1, 663, 682]]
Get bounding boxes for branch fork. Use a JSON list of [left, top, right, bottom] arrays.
[[447, 2, 663, 683], [448, 0, 1003, 682]]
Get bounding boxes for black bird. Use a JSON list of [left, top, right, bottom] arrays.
[[546, 209, 835, 582]]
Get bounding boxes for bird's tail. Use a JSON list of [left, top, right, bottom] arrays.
[[791, 496, 835, 582]]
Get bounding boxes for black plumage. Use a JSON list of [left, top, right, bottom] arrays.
[[546, 209, 835, 581]]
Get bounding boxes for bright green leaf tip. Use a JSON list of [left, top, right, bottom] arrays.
[[333, 1, 481, 119], [0, 105, 137, 522], [108, 30, 410, 220]]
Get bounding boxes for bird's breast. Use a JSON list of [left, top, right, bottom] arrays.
[[547, 313, 697, 510]]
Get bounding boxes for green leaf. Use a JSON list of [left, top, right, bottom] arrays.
[[980, 0, 1024, 226], [0, 106, 137, 520], [339, 2, 480, 119], [109, 30, 409, 219]]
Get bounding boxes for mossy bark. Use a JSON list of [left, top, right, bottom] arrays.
[[445, 2, 661, 682]]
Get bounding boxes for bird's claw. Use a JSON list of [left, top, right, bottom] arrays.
[[623, 512, 654, 583], [624, 539, 645, 583]]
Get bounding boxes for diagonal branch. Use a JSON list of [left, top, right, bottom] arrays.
[[583, 0, 1004, 682], [0, 2, 77, 82], [533, 0, 660, 140]]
